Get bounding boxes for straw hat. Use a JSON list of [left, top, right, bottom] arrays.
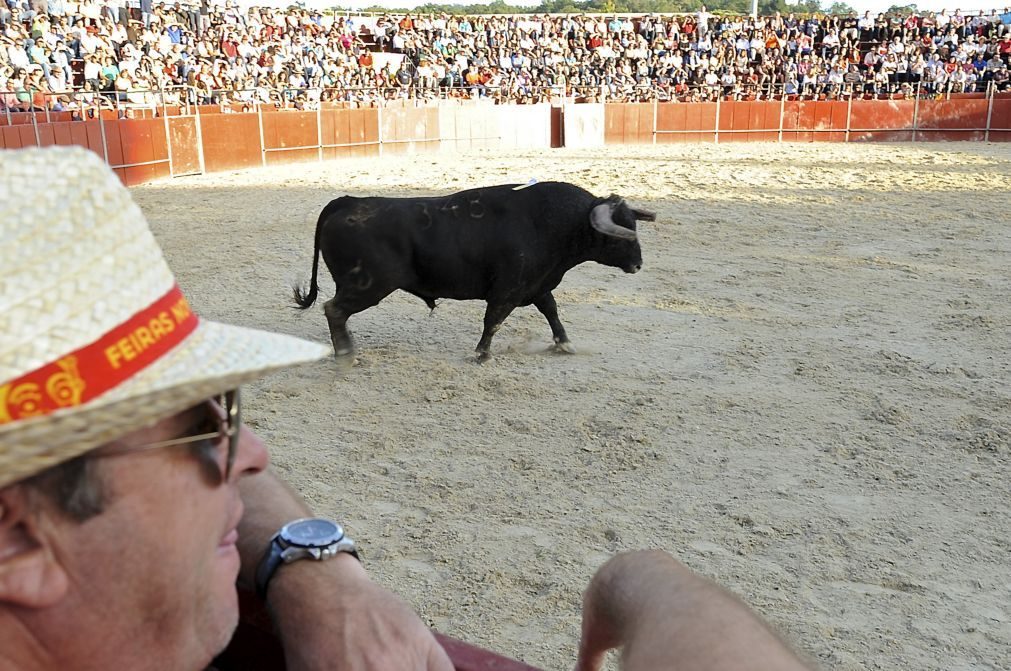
[[0, 146, 329, 489]]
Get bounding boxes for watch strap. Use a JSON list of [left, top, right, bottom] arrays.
[[253, 530, 362, 601], [254, 533, 284, 601]]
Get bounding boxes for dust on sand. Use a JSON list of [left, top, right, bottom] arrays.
[[135, 142, 1010, 670]]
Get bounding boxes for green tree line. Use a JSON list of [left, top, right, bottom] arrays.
[[339, 1, 929, 17]]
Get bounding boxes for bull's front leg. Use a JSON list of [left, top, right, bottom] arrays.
[[475, 301, 516, 362], [534, 292, 575, 354]]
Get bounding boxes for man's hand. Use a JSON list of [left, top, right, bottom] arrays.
[[267, 554, 454, 671]]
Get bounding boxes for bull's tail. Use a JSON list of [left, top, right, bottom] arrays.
[[292, 198, 347, 309]]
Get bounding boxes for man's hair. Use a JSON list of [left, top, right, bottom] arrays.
[[23, 455, 107, 522]]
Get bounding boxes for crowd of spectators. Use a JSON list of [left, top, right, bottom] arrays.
[[2, 0, 1011, 113]]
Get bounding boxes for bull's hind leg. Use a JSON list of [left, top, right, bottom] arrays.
[[323, 288, 393, 359], [323, 298, 355, 357], [475, 302, 516, 362], [534, 292, 575, 354]]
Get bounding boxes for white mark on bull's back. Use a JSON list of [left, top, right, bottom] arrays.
[[469, 198, 485, 219]]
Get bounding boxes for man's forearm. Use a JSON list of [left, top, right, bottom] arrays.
[[578, 551, 812, 671], [621, 565, 811, 671]]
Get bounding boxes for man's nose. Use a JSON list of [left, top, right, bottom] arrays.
[[231, 425, 269, 481]]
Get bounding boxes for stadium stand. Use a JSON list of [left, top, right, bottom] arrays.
[[1, 1, 1010, 113]]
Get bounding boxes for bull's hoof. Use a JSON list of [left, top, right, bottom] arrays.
[[334, 347, 354, 357], [475, 350, 492, 363], [554, 341, 577, 355]]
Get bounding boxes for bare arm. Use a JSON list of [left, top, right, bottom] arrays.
[[236, 461, 453, 671], [575, 550, 812, 671]]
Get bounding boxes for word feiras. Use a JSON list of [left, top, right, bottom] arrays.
[[293, 182, 655, 361]]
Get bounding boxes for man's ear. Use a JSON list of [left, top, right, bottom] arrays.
[[0, 486, 69, 608]]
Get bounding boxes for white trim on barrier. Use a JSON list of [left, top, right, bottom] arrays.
[[255, 103, 266, 167], [652, 129, 720, 135], [652, 98, 657, 145], [30, 108, 40, 146], [985, 82, 995, 143], [163, 98, 174, 179], [193, 105, 206, 174], [845, 95, 852, 143], [320, 140, 381, 148], [912, 84, 921, 142], [261, 137, 452, 153], [98, 109, 109, 164], [653, 126, 994, 136], [778, 95, 785, 143], [714, 96, 720, 144], [316, 104, 323, 162], [109, 158, 172, 169], [377, 137, 444, 145]]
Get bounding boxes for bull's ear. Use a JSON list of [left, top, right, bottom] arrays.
[[632, 208, 657, 222]]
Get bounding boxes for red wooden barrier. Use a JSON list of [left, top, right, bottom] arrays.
[[849, 99, 915, 141], [382, 106, 439, 154], [84, 120, 105, 157], [696, 103, 718, 143], [718, 100, 737, 142], [200, 112, 262, 172], [656, 103, 685, 143], [636, 102, 653, 142], [4, 98, 1010, 186], [168, 116, 201, 175], [36, 121, 55, 147], [986, 97, 1011, 142], [118, 118, 171, 185], [755, 101, 780, 142], [262, 110, 319, 166], [603, 104, 623, 144], [359, 107, 380, 157], [916, 99, 988, 141], [51, 121, 73, 146], [2, 124, 23, 148], [550, 105, 563, 148]]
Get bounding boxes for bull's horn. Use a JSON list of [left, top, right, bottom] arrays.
[[590, 203, 637, 240], [632, 208, 656, 222]]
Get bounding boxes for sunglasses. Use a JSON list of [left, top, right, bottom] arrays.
[[95, 390, 241, 483]]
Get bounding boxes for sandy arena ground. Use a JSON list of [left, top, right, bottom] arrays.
[[134, 142, 1010, 671]]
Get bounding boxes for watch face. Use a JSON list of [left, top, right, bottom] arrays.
[[282, 518, 343, 547]]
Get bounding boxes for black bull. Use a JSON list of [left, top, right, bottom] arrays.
[[293, 181, 656, 360]]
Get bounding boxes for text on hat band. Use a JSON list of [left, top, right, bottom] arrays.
[[0, 285, 198, 425]]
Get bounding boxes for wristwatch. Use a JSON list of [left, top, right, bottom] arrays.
[[254, 517, 360, 600]]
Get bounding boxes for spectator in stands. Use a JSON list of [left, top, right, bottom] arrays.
[[0, 64, 17, 109], [994, 63, 1010, 89], [10, 3, 1011, 108]]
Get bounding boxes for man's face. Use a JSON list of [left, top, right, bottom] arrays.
[[32, 402, 267, 670]]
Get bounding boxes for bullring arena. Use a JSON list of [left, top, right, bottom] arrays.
[[132, 140, 1010, 670]]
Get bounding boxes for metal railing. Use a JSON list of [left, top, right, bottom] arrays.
[[3, 77, 1006, 122]]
